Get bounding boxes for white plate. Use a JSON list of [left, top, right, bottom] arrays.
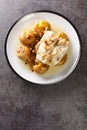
[[5, 11, 81, 85]]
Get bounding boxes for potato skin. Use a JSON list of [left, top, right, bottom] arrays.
[[33, 62, 49, 74], [58, 32, 69, 41], [17, 46, 31, 64], [19, 30, 35, 46], [34, 20, 51, 37]]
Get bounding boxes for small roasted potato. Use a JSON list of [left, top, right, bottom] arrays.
[[33, 62, 49, 74], [19, 30, 35, 46], [58, 55, 67, 65], [17, 46, 31, 64], [58, 32, 69, 41], [34, 20, 51, 37]]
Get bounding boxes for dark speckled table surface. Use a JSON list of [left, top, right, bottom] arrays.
[[0, 0, 87, 130]]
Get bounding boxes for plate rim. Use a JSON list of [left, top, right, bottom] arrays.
[[5, 10, 81, 85]]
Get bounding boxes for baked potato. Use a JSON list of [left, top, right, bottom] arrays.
[[33, 62, 49, 74], [58, 32, 69, 41], [34, 20, 51, 37], [19, 30, 35, 46], [17, 46, 31, 64]]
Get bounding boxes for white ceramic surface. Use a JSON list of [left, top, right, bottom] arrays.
[[5, 11, 81, 85]]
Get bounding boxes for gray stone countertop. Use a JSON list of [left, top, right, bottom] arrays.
[[0, 0, 87, 130]]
